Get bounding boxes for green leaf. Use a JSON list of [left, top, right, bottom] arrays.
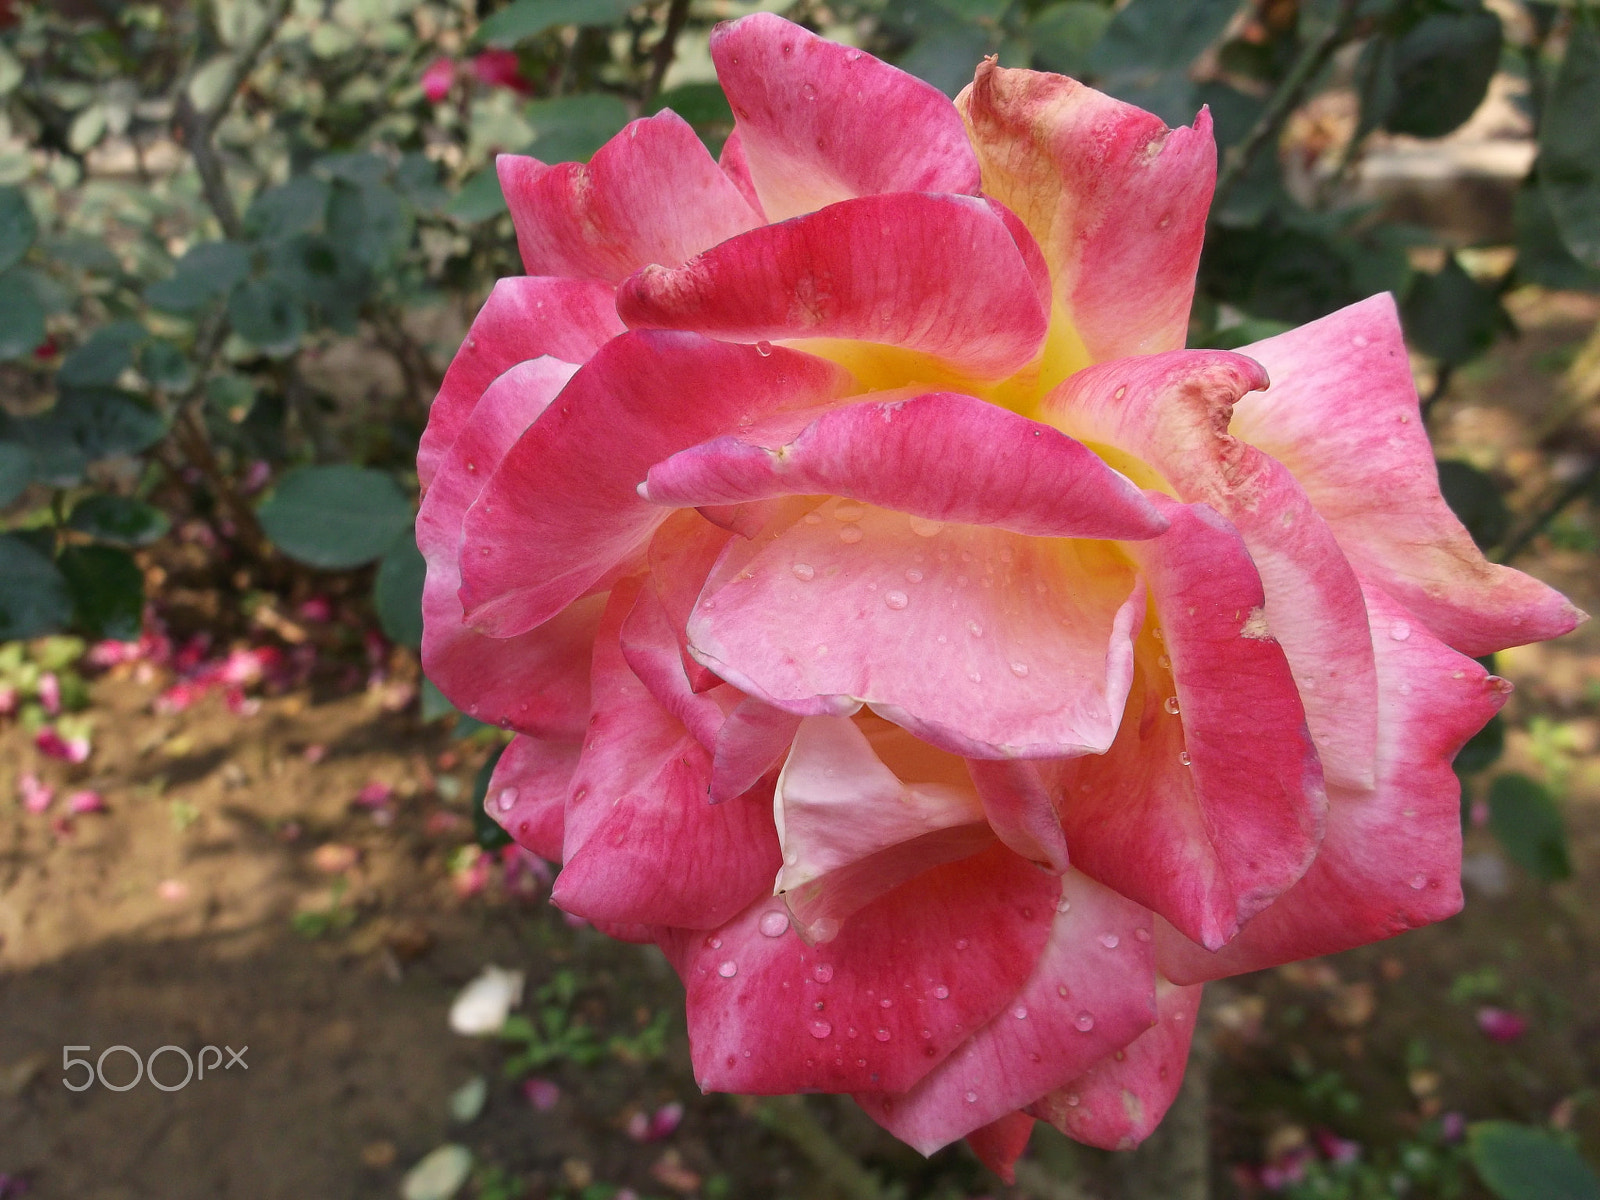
[[1487, 773, 1572, 882], [1436, 459, 1510, 550], [0, 185, 36, 274], [477, 0, 638, 46], [1539, 17, 1600, 269], [0, 441, 32, 507], [472, 741, 513, 850], [1468, 1121, 1600, 1200], [1455, 711, 1505, 777], [243, 176, 331, 242], [145, 240, 251, 314], [373, 524, 425, 649], [1028, 2, 1114, 76], [0, 534, 71, 640], [647, 82, 734, 127], [1091, 0, 1238, 73], [68, 494, 171, 547], [57, 320, 147, 388], [228, 277, 307, 356], [525, 94, 631, 164], [257, 464, 412, 570], [446, 167, 508, 223], [2, 388, 168, 484], [58, 544, 144, 640], [1516, 181, 1600, 291], [0, 270, 47, 360], [1401, 256, 1506, 366], [1365, 10, 1503, 140], [900, 24, 997, 96], [137, 339, 196, 391]]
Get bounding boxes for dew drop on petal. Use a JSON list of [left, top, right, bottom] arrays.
[[1098, 933, 1120, 949], [874, 1028, 892, 1042], [1065, 1093, 1080, 1107], [838, 526, 863, 545], [810, 963, 836, 984], [718, 960, 738, 978], [759, 911, 789, 938], [905, 568, 924, 583], [1013, 1006, 1028, 1020], [755, 340, 773, 357], [1409, 874, 1427, 890], [809, 1020, 832, 1039], [810, 918, 841, 943], [707, 936, 722, 949], [1178, 751, 1192, 767], [966, 621, 983, 638], [933, 985, 949, 999], [1010, 661, 1029, 677], [964, 1090, 978, 1104], [955, 938, 969, 950], [1074, 1012, 1095, 1032], [1055, 896, 1071, 914], [884, 590, 908, 610], [804, 512, 823, 525], [909, 516, 944, 537], [1157, 654, 1171, 670], [791, 563, 815, 581], [1164, 696, 1181, 715], [1390, 621, 1412, 642], [495, 787, 518, 813], [1134, 927, 1151, 942]]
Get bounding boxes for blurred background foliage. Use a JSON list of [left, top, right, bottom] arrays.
[[0, 1, 1597, 1192]]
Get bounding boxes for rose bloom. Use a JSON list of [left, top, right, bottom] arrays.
[[417, 14, 1584, 1177]]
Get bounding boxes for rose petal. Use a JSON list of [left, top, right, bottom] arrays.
[[486, 734, 583, 862], [660, 842, 1058, 1095], [643, 390, 1169, 541], [552, 582, 781, 930], [688, 502, 1144, 759], [617, 193, 1049, 380], [858, 869, 1157, 1152], [957, 62, 1214, 367], [965, 759, 1070, 874], [1231, 295, 1586, 655], [497, 110, 761, 283], [965, 1112, 1036, 1184], [1045, 349, 1378, 791], [1157, 580, 1508, 982], [417, 277, 621, 490], [1058, 497, 1326, 950], [459, 333, 854, 637], [710, 14, 980, 221], [1029, 976, 1203, 1150]]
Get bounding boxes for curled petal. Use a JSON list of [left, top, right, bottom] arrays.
[[418, 357, 599, 737], [966, 1113, 1036, 1185], [1029, 977, 1203, 1150], [617, 193, 1050, 380], [966, 758, 1070, 874], [643, 390, 1169, 541], [486, 734, 582, 861], [1046, 350, 1378, 791], [661, 843, 1058, 1095], [459, 333, 855, 638], [1232, 294, 1586, 656], [957, 61, 1214, 364], [710, 13, 980, 221], [688, 503, 1145, 759], [858, 869, 1157, 1152], [497, 110, 760, 283], [710, 697, 802, 804], [1059, 497, 1326, 950], [417, 277, 621, 489], [553, 582, 780, 930], [1157, 581, 1508, 983]]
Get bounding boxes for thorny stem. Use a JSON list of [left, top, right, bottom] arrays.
[[754, 1096, 892, 1200], [1213, 0, 1362, 213], [644, 0, 693, 104]]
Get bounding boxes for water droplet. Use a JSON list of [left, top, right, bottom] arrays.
[[465, 461, 476, 472], [884, 590, 908, 610], [1010, 661, 1029, 677], [707, 936, 722, 949], [1065, 1093, 1080, 1107], [755, 340, 773, 357], [1098, 933, 1120, 949], [874, 1028, 892, 1042], [1134, 927, 1151, 942], [1074, 1012, 1095, 1032], [1055, 896, 1071, 913], [879, 998, 892, 1009], [966, 620, 983, 638], [1114, 385, 1128, 400], [955, 938, 969, 950], [838, 526, 863, 545], [964, 1090, 978, 1104], [759, 911, 789, 938], [813, 963, 835, 983], [966, 670, 982, 683], [801, 81, 817, 99], [1151, 627, 1163, 641], [1013, 1006, 1028, 1020], [804, 512, 823, 525], [1390, 621, 1411, 642], [1157, 654, 1171, 670], [909, 516, 944, 537], [809, 1019, 832, 1039], [1352, 334, 1369, 348], [1163, 695, 1181, 715], [718, 960, 738, 978], [933, 985, 949, 999], [1057, 984, 1070, 998], [920, 1028, 932, 1040], [1178, 751, 1192, 767], [495, 787, 519, 813], [904, 568, 924, 584], [1408, 874, 1427, 890]]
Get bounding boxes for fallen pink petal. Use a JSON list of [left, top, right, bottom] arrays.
[[34, 727, 90, 764], [1476, 1006, 1529, 1043], [522, 1078, 561, 1111], [65, 790, 106, 815], [18, 773, 53, 814]]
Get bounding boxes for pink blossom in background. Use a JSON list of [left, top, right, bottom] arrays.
[[18, 773, 52, 814], [469, 50, 534, 95], [0, 684, 16, 716], [413, 14, 1586, 1179], [421, 57, 455, 103], [1475, 1006, 1528, 1043], [354, 781, 394, 809], [34, 727, 89, 763], [521, 1077, 561, 1110], [36, 672, 59, 714], [65, 790, 106, 815]]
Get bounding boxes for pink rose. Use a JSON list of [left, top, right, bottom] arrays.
[[421, 57, 456, 104], [415, 14, 1584, 1178]]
